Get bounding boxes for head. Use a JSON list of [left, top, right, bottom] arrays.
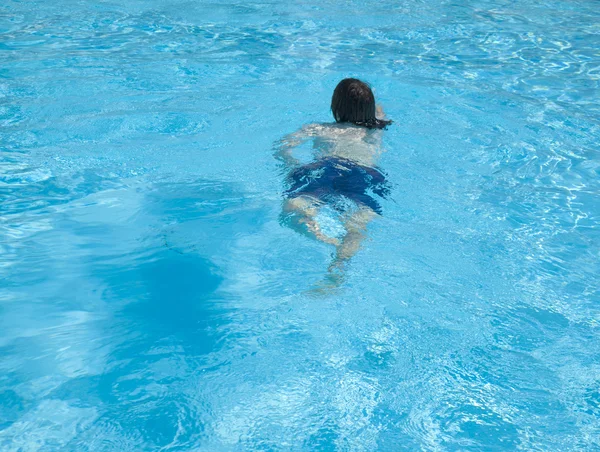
[[331, 78, 391, 129]]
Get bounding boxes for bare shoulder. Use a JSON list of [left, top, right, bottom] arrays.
[[299, 123, 327, 136], [302, 122, 379, 141], [321, 123, 374, 140]]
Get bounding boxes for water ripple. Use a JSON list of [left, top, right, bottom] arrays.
[[1, 0, 600, 449]]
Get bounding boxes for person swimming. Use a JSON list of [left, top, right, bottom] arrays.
[[275, 78, 392, 281]]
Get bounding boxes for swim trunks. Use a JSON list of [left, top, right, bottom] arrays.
[[285, 157, 390, 214]]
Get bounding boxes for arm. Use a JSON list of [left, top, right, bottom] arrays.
[[273, 124, 318, 168]]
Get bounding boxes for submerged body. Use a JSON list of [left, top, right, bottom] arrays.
[[276, 78, 392, 284], [277, 122, 390, 277]]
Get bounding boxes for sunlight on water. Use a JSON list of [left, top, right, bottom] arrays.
[[1, 0, 599, 449]]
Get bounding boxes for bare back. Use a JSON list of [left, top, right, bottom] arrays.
[[300, 123, 385, 167]]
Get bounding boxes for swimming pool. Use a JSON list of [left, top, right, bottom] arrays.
[[1, 0, 599, 449]]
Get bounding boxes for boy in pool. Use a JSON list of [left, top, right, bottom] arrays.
[[275, 78, 392, 276]]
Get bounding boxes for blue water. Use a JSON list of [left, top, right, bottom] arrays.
[[1, 0, 600, 449]]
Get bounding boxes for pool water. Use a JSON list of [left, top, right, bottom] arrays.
[[1, 0, 599, 449]]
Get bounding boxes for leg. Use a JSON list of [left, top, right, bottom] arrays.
[[283, 195, 341, 246], [329, 205, 377, 272], [310, 205, 377, 295]]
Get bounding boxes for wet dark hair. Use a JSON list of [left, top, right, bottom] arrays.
[[331, 78, 392, 129]]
